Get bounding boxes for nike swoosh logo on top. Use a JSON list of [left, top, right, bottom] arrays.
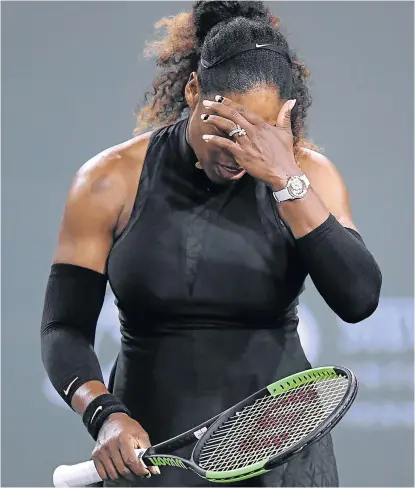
[[63, 377, 79, 396], [90, 406, 103, 423], [256, 43, 271, 48]]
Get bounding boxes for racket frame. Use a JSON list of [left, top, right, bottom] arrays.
[[191, 366, 358, 482], [263, 366, 358, 471], [142, 366, 358, 483]]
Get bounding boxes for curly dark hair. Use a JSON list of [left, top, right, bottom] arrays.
[[135, 1, 317, 155]]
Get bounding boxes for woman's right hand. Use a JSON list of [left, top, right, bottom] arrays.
[[92, 412, 161, 482]]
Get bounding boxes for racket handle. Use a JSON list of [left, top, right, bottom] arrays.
[[53, 449, 146, 487]]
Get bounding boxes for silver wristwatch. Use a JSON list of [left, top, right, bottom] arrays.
[[272, 174, 310, 203]]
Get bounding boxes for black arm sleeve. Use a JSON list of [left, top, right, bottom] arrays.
[[295, 214, 382, 323], [40, 263, 107, 407]]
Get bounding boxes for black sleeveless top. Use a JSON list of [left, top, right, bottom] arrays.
[[106, 119, 338, 487]]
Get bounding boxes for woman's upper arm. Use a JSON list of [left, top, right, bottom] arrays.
[[53, 132, 152, 274], [53, 151, 128, 274], [300, 149, 359, 231]]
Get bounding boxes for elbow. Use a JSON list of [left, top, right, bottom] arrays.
[[339, 292, 380, 323], [336, 270, 382, 324]]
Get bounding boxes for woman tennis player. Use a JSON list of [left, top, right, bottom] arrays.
[[41, 1, 382, 486]]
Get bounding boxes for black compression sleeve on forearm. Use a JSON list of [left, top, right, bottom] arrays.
[[295, 214, 382, 323], [40, 263, 107, 407]]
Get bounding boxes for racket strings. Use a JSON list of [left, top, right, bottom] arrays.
[[223, 377, 345, 470], [197, 376, 348, 472]]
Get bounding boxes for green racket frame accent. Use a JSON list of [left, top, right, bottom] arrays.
[[146, 455, 271, 483], [146, 455, 189, 469], [206, 459, 270, 482], [267, 366, 338, 396]]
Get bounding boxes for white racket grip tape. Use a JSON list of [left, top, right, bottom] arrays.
[[53, 448, 147, 487]]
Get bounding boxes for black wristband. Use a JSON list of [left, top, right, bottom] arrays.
[[82, 394, 131, 440]]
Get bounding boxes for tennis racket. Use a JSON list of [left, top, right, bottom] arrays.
[[53, 366, 357, 487]]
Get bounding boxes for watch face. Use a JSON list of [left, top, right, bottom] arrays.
[[287, 176, 307, 198]]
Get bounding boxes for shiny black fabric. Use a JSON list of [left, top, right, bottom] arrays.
[[105, 119, 339, 486]]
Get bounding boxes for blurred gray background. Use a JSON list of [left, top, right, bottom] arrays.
[[1, 1, 414, 487]]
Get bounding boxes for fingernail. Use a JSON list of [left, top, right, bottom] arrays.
[[145, 473, 152, 479], [290, 99, 297, 109], [154, 467, 161, 475], [215, 95, 224, 103], [202, 135, 213, 140], [201, 114, 209, 121], [203, 100, 214, 107]]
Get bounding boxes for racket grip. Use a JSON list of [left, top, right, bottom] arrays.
[[53, 449, 146, 487]]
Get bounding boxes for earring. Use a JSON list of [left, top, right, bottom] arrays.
[[195, 161, 203, 170]]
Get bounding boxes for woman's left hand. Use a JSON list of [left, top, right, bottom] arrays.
[[201, 95, 302, 190]]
